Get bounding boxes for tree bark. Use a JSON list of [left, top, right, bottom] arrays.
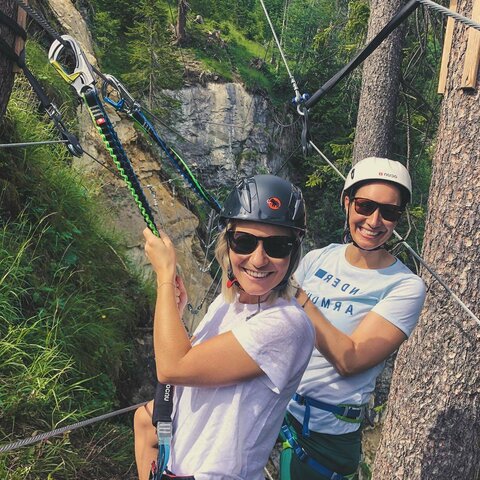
[[0, 0, 16, 123], [175, 0, 188, 46], [373, 1, 480, 478], [352, 0, 407, 164]]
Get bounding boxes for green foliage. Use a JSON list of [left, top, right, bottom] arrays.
[[24, 39, 77, 119], [0, 79, 147, 479], [186, 17, 275, 90], [122, 0, 183, 101]]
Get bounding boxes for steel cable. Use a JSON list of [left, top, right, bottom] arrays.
[[0, 402, 147, 453], [419, 0, 480, 31]]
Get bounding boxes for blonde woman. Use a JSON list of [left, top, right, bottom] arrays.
[[136, 175, 315, 480]]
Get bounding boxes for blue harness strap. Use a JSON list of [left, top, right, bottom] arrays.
[[151, 382, 174, 479], [280, 422, 349, 480], [293, 393, 366, 436]]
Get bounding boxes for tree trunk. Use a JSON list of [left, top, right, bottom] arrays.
[[175, 0, 188, 46], [373, 1, 480, 478], [352, 0, 407, 164], [0, 0, 16, 122]]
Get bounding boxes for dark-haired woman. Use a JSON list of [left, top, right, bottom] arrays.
[[136, 175, 315, 480], [282, 158, 426, 480]]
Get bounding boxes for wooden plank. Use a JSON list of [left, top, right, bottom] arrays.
[[438, 0, 457, 94], [461, 0, 480, 89], [12, 1, 27, 74]]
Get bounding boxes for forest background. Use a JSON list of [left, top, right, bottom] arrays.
[[0, 0, 444, 478]]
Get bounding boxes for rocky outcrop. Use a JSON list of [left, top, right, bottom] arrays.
[[162, 83, 294, 188]]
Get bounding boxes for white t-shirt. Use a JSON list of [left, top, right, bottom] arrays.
[[169, 294, 315, 480], [288, 243, 426, 435]]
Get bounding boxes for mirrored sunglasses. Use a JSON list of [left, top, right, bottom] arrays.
[[353, 197, 404, 222], [226, 230, 296, 259]]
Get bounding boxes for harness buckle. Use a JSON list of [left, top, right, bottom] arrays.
[[45, 103, 83, 157], [341, 405, 365, 421], [48, 35, 96, 95], [293, 393, 306, 405]]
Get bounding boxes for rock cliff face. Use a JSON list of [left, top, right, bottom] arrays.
[[162, 83, 288, 188]]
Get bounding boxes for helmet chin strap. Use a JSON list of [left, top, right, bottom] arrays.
[[226, 262, 241, 289], [351, 239, 385, 252]]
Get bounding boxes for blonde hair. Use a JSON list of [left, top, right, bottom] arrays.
[[214, 222, 302, 304]]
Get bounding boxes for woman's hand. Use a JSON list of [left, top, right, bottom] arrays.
[[175, 275, 188, 317], [143, 228, 177, 284], [295, 287, 309, 308]]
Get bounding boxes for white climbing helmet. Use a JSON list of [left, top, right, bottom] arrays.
[[341, 157, 412, 205]]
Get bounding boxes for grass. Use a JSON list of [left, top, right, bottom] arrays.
[[0, 71, 149, 479], [187, 18, 278, 93]]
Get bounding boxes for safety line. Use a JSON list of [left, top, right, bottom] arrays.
[[13, 0, 65, 45], [304, 0, 419, 110], [258, 0, 302, 102], [419, 0, 480, 31], [0, 402, 147, 453], [0, 139, 69, 148], [309, 140, 480, 327], [81, 149, 127, 180]]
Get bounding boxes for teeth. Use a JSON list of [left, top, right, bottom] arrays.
[[359, 227, 381, 237], [244, 269, 270, 278]]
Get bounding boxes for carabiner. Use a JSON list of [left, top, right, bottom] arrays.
[[300, 106, 312, 157], [45, 104, 83, 157], [48, 35, 96, 95], [101, 74, 139, 114]]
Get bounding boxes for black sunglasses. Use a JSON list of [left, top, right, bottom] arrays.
[[352, 197, 404, 222], [226, 230, 297, 259]]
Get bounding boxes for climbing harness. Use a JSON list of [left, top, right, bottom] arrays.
[[280, 420, 353, 480], [280, 392, 368, 478], [292, 393, 366, 437], [101, 74, 221, 214], [0, 12, 82, 156]]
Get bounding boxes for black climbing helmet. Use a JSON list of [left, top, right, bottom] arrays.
[[219, 174, 306, 236]]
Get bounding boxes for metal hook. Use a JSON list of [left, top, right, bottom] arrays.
[[48, 35, 96, 95], [300, 107, 312, 157], [101, 74, 139, 114]]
